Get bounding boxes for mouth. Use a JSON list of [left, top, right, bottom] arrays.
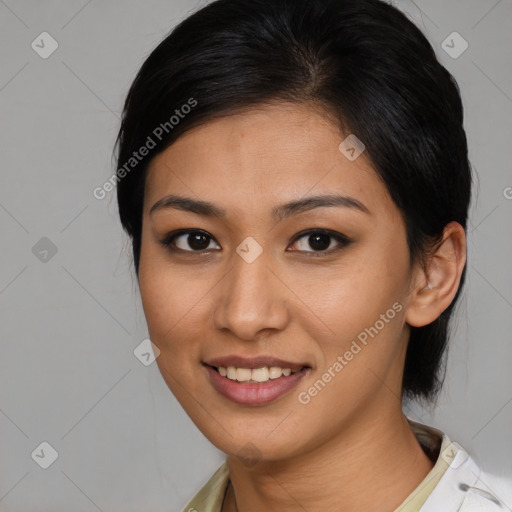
[[202, 358, 312, 405]]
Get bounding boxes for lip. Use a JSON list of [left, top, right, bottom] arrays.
[[204, 363, 311, 406], [204, 355, 309, 372]]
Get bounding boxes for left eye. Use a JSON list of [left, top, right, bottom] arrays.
[[289, 230, 350, 255]]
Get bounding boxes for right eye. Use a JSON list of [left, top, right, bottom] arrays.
[[159, 229, 221, 253]]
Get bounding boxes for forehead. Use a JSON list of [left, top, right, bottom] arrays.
[[144, 102, 393, 220]]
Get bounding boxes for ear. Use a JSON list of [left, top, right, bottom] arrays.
[[406, 221, 467, 328]]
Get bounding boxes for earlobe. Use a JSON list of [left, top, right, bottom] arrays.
[[405, 221, 467, 328]]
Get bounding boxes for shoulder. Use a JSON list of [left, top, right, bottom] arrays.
[[182, 461, 230, 512], [476, 470, 512, 509], [419, 440, 512, 511]]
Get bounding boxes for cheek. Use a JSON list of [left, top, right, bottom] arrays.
[[296, 237, 410, 386], [138, 239, 200, 353], [293, 246, 408, 338], [292, 271, 408, 433], [138, 243, 211, 410]]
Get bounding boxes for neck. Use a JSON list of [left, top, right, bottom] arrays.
[[222, 407, 435, 512]]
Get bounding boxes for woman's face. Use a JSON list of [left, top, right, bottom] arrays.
[[139, 102, 421, 462]]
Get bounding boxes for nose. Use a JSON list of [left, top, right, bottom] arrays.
[[212, 251, 290, 341]]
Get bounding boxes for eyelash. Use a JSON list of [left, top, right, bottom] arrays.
[[158, 228, 351, 257]]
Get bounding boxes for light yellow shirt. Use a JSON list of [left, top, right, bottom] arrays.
[[183, 418, 454, 512]]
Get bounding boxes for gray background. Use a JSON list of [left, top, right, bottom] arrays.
[[0, 0, 511, 510]]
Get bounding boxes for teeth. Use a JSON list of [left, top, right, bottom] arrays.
[[269, 366, 283, 379], [236, 368, 252, 381], [217, 365, 300, 382], [251, 367, 269, 382]]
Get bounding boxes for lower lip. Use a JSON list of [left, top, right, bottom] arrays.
[[204, 365, 310, 406]]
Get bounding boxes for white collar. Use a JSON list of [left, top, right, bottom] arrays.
[[407, 418, 509, 511]]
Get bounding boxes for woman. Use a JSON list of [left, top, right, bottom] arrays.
[[114, 0, 511, 510]]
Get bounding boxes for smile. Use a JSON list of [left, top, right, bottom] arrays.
[[204, 363, 311, 405]]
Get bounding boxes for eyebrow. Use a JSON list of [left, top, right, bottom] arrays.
[[149, 193, 370, 221]]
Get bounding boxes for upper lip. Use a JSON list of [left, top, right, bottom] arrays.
[[204, 356, 310, 371]]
